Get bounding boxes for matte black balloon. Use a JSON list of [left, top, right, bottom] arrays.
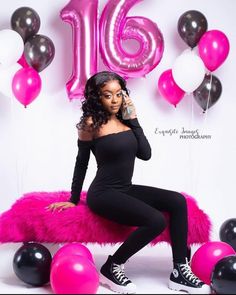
[[24, 34, 55, 72], [11, 7, 41, 42], [220, 218, 236, 251], [13, 242, 52, 286], [211, 255, 236, 294], [193, 74, 222, 112], [178, 10, 208, 48]]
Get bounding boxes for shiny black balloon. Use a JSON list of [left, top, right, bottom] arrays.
[[11, 7, 40, 42], [178, 10, 208, 48], [193, 74, 222, 112], [13, 242, 52, 286], [211, 255, 236, 294], [24, 34, 55, 72], [220, 218, 236, 251]]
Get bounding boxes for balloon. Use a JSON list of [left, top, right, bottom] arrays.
[[0, 29, 24, 67], [193, 73, 222, 112], [219, 218, 236, 251], [191, 241, 235, 285], [198, 29, 230, 72], [211, 254, 236, 294], [177, 10, 208, 48], [24, 34, 55, 72], [13, 242, 52, 286], [60, 0, 98, 100], [99, 0, 164, 79], [12, 67, 42, 108], [50, 254, 99, 294], [0, 63, 22, 97], [172, 49, 205, 93], [11, 7, 41, 42], [17, 53, 30, 68], [52, 243, 95, 268], [158, 69, 185, 107]]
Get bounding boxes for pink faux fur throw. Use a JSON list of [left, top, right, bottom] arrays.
[[0, 191, 212, 245]]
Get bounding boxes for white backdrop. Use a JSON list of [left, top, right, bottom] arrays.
[[0, 0, 235, 243]]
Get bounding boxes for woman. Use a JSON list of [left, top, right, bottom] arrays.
[[47, 71, 210, 294]]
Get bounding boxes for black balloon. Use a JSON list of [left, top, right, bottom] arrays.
[[193, 74, 222, 112], [24, 34, 55, 72], [178, 10, 208, 48], [13, 242, 52, 286], [211, 255, 236, 294], [220, 218, 236, 251], [11, 7, 41, 42]]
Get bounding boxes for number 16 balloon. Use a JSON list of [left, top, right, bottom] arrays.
[[60, 0, 164, 100]]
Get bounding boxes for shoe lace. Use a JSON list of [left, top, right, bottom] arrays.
[[113, 263, 129, 284], [179, 258, 202, 285]]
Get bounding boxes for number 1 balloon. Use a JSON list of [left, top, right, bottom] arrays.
[[60, 0, 99, 100]]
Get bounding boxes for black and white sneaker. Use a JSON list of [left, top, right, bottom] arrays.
[[168, 258, 211, 294], [100, 255, 136, 294]]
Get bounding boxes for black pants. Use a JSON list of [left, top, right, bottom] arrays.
[[87, 184, 188, 264]]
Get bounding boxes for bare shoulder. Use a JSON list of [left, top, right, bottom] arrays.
[[77, 116, 94, 141]]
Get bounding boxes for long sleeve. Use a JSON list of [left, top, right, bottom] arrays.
[[69, 139, 92, 205], [125, 118, 152, 160]]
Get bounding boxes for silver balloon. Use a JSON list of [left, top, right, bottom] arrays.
[[24, 34, 55, 72], [11, 7, 41, 42]]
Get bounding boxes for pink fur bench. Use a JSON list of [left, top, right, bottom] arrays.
[[0, 191, 212, 246]]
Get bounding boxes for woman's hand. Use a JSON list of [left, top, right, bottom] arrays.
[[122, 91, 137, 119], [46, 201, 76, 212]]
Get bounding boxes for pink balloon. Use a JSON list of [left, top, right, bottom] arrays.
[[99, 0, 164, 79], [198, 29, 230, 72], [52, 243, 94, 268], [158, 69, 185, 107], [17, 53, 30, 68], [50, 254, 99, 294], [12, 67, 42, 108], [191, 241, 235, 285], [60, 0, 98, 100]]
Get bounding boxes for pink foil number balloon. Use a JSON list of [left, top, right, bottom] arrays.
[[60, 0, 98, 100], [99, 0, 164, 79], [12, 67, 42, 108]]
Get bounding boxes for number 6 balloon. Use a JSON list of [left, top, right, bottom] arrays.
[[99, 0, 164, 79]]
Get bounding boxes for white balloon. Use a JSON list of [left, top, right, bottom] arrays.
[[172, 49, 206, 93], [0, 29, 24, 67], [0, 63, 22, 97]]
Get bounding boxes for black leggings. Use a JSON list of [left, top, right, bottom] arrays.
[[87, 184, 188, 264]]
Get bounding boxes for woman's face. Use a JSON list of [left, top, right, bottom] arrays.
[[99, 80, 123, 115]]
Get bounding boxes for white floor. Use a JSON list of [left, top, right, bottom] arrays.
[[0, 242, 202, 294]]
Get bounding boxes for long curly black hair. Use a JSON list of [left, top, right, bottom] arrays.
[[76, 71, 130, 131]]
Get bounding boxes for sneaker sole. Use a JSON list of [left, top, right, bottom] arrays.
[[100, 273, 136, 294], [168, 280, 211, 294]]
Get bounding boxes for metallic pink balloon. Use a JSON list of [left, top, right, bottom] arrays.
[[158, 69, 185, 107], [60, 0, 98, 100], [99, 0, 164, 79], [198, 29, 230, 72]]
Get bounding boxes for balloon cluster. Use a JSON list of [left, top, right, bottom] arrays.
[[158, 10, 230, 112], [60, 0, 164, 100], [189, 219, 236, 294], [0, 7, 55, 108], [13, 242, 99, 294]]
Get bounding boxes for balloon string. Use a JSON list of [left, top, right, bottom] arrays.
[[10, 95, 21, 197], [193, 72, 212, 197], [189, 92, 194, 195]]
